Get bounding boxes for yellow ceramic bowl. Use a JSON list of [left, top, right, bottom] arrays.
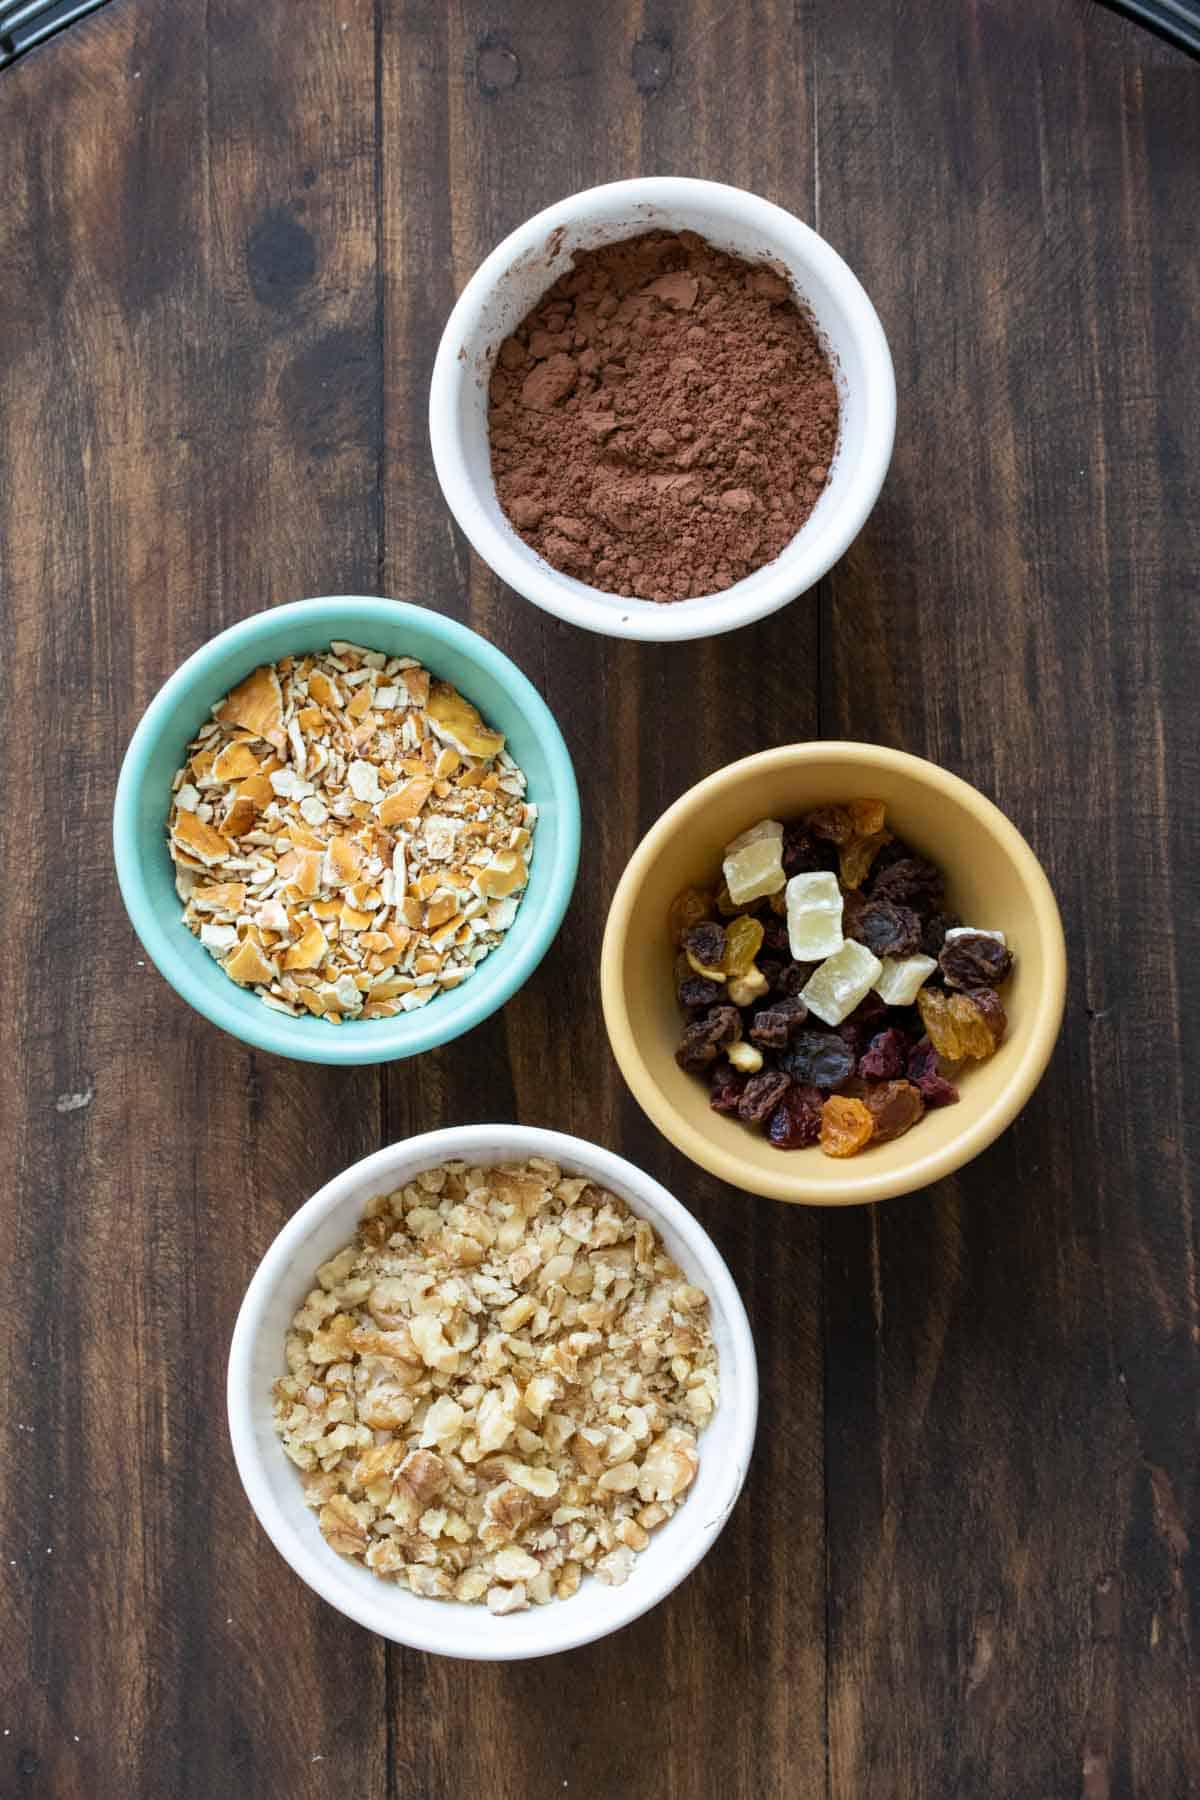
[[601, 743, 1066, 1205]]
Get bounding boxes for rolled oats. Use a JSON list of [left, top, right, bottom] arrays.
[[167, 647, 536, 1022], [273, 1158, 719, 1611]]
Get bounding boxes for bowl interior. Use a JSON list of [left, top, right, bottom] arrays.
[[227, 1127, 756, 1659], [439, 182, 891, 636], [115, 599, 579, 1064], [603, 748, 1065, 1205]]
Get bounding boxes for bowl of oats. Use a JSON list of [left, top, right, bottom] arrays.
[[113, 598, 580, 1062], [226, 1125, 757, 1659]]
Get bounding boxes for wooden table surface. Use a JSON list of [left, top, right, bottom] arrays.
[[2, 2, 1197, 1796]]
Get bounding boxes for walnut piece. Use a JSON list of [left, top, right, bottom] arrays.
[[273, 1158, 720, 1611]]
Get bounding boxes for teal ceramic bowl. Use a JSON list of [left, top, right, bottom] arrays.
[[113, 597, 581, 1064]]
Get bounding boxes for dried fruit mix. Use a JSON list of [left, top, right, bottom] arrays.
[[669, 801, 1015, 1157]]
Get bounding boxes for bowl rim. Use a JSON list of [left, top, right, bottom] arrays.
[[112, 596, 582, 1065], [600, 741, 1068, 1204], [225, 1123, 759, 1660], [429, 175, 897, 644]]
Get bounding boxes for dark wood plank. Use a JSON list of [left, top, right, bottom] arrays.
[[0, 3, 389, 1796], [379, 3, 825, 1795], [814, 3, 1200, 1795]]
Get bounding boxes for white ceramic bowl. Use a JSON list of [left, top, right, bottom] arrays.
[[227, 1125, 758, 1660], [429, 176, 895, 642]]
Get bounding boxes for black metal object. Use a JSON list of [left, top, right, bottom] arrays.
[[0, 0, 112, 69], [1098, 0, 1200, 56]]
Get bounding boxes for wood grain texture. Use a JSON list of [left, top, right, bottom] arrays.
[[0, 0, 1195, 1796]]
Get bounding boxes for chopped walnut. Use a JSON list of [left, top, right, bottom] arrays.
[[168, 648, 536, 1023], [273, 1158, 718, 1610]]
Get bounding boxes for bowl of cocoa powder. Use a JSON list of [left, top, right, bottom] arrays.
[[430, 178, 895, 641]]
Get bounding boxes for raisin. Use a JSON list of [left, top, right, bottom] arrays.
[[782, 1031, 857, 1091], [921, 911, 959, 958], [776, 960, 816, 997], [805, 805, 857, 846], [917, 987, 1005, 1060], [758, 957, 785, 991], [723, 914, 764, 977], [678, 974, 723, 1009], [906, 1037, 960, 1107], [864, 1080, 925, 1142], [749, 998, 808, 1048], [668, 887, 714, 946], [869, 855, 944, 917], [782, 823, 839, 877], [835, 992, 890, 1055], [859, 1027, 909, 1081], [839, 829, 892, 891], [737, 1070, 792, 1125], [683, 921, 727, 972], [870, 838, 916, 878], [708, 1060, 746, 1114], [761, 916, 791, 956], [939, 932, 1013, 990], [675, 1004, 743, 1072], [819, 1095, 875, 1157], [766, 1083, 824, 1148], [859, 901, 923, 959], [841, 888, 870, 944]]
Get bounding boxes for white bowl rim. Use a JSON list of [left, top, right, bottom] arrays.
[[429, 175, 896, 643], [226, 1123, 759, 1659]]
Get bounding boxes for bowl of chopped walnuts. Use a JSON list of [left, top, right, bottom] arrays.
[[113, 597, 581, 1063], [226, 1125, 757, 1659], [601, 743, 1066, 1204]]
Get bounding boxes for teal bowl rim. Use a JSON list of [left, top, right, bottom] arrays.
[[112, 597, 581, 1065]]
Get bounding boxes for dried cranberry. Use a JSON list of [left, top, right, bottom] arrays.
[[921, 911, 959, 958], [683, 921, 727, 969], [782, 1031, 857, 1091], [678, 974, 723, 1009], [708, 1060, 746, 1114], [939, 932, 1013, 990], [782, 823, 839, 876], [869, 855, 944, 917], [859, 1027, 909, 1081], [858, 901, 922, 959], [906, 1036, 960, 1107], [766, 1083, 824, 1149], [737, 1070, 792, 1125]]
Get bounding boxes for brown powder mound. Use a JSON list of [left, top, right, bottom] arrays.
[[487, 229, 840, 604]]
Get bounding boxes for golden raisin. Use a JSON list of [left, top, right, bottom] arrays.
[[848, 798, 887, 837], [917, 987, 1006, 1060], [839, 829, 892, 890], [723, 915, 764, 978], [668, 887, 714, 946], [819, 1095, 875, 1158]]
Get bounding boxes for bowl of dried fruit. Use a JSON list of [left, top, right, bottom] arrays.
[[601, 744, 1066, 1205], [226, 1125, 757, 1659], [113, 597, 580, 1063]]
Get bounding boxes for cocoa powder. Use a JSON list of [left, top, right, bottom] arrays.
[[487, 230, 839, 604]]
